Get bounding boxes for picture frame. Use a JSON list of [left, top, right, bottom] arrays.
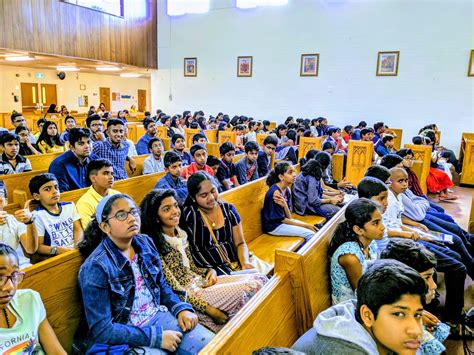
[[468, 50, 474, 77], [237, 56, 253, 77], [300, 54, 319, 76], [184, 57, 197, 77], [376, 51, 400, 76]]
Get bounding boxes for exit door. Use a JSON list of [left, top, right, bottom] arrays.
[[20, 83, 40, 112], [99, 87, 111, 111], [138, 89, 147, 112], [40, 84, 57, 109]]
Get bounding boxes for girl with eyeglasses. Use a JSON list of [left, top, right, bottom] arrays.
[[0, 243, 66, 354], [77, 194, 213, 354]]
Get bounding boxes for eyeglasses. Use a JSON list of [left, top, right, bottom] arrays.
[[14, 119, 25, 123], [105, 208, 140, 222], [0, 272, 25, 287]]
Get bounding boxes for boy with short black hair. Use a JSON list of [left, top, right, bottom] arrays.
[[76, 159, 119, 229], [236, 141, 259, 184], [192, 133, 207, 145], [155, 151, 188, 204], [136, 118, 157, 155], [171, 133, 192, 166], [206, 155, 220, 177], [375, 135, 395, 157], [29, 173, 83, 256], [143, 137, 165, 174], [60, 115, 77, 143], [257, 136, 277, 177], [0, 133, 32, 174], [360, 128, 375, 142], [293, 259, 426, 354], [216, 142, 239, 191], [181, 144, 214, 179]]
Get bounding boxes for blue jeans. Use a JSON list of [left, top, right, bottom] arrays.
[[428, 201, 445, 213], [138, 311, 214, 354], [425, 213, 473, 246], [420, 241, 466, 323]]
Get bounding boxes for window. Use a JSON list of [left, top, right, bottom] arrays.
[[61, 0, 124, 17]]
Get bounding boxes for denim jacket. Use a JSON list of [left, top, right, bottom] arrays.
[[78, 234, 193, 349]]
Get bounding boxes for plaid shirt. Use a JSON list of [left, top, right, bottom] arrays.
[[93, 139, 129, 180]]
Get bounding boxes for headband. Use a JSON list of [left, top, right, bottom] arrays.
[[95, 194, 118, 224]]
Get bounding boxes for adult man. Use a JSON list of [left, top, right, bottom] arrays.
[[92, 119, 136, 180], [136, 118, 157, 155], [76, 159, 119, 229], [86, 114, 105, 142], [49, 128, 99, 192], [10, 113, 35, 143]]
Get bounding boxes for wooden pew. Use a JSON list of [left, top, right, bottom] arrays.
[[20, 250, 83, 353], [184, 128, 201, 148], [460, 132, 474, 186], [218, 131, 237, 145], [345, 140, 374, 186], [469, 193, 474, 234], [332, 153, 344, 182], [26, 152, 63, 170], [206, 143, 220, 158], [298, 136, 323, 162], [404, 144, 431, 195], [2, 169, 48, 205], [388, 128, 403, 150], [126, 154, 149, 177], [256, 133, 269, 147], [269, 121, 277, 131], [204, 129, 217, 143], [155, 126, 168, 141]]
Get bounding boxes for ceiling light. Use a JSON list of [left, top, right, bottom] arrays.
[[4, 55, 34, 62], [120, 73, 141, 78], [57, 66, 80, 71], [96, 66, 121, 71]]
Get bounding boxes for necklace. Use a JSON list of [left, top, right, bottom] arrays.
[[3, 309, 10, 328], [200, 206, 219, 228]]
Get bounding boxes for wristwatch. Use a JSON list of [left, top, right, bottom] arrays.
[[24, 216, 35, 225], [50, 247, 58, 256]]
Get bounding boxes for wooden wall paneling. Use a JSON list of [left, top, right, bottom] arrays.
[[0, 0, 157, 68], [345, 140, 374, 185], [297, 136, 323, 163]]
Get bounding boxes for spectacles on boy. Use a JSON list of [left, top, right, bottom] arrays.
[[0, 272, 25, 287], [105, 208, 140, 222]]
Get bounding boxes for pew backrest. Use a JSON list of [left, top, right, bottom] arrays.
[[404, 144, 431, 194], [218, 131, 237, 146], [27, 152, 63, 170], [298, 136, 323, 163], [204, 129, 217, 143], [388, 128, 403, 150], [345, 140, 373, 185], [460, 133, 474, 186]]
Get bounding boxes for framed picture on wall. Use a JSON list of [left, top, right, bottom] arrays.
[[184, 58, 197, 77], [237, 56, 253, 77], [468, 50, 474, 77], [300, 54, 319, 76], [376, 51, 400, 76]]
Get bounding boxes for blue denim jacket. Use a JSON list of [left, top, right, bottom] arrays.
[[78, 234, 193, 349]]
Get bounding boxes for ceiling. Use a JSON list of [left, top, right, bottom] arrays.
[[0, 48, 153, 77]]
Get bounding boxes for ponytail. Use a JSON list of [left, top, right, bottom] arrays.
[[266, 161, 291, 186], [327, 198, 378, 257]]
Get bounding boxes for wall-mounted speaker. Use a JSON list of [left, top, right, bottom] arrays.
[[57, 71, 66, 80]]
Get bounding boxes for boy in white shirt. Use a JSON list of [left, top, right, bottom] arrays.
[[0, 182, 37, 269], [29, 173, 83, 256], [143, 137, 165, 175]]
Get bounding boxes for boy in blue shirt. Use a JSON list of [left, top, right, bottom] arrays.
[[216, 142, 239, 191], [257, 136, 277, 177], [236, 141, 259, 185], [171, 134, 192, 166], [155, 151, 188, 204]]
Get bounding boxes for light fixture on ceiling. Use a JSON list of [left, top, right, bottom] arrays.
[[56, 66, 80, 72], [96, 66, 121, 71], [4, 55, 35, 62], [120, 73, 141, 78], [167, 0, 209, 16]]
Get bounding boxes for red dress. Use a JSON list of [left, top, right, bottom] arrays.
[[426, 167, 453, 193]]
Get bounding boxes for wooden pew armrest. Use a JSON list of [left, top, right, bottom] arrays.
[[12, 189, 28, 207]]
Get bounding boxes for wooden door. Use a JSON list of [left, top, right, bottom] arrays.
[[40, 84, 58, 109], [137, 89, 147, 112], [99, 87, 111, 111], [20, 83, 40, 112]]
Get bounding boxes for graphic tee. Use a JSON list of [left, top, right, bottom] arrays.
[[0, 289, 46, 354], [33, 202, 81, 247]]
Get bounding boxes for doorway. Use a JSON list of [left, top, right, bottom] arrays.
[[138, 89, 147, 112], [40, 84, 58, 109], [20, 83, 40, 112], [99, 87, 111, 111]]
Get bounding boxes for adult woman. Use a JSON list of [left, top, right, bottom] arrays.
[[77, 194, 213, 353], [182, 172, 254, 275], [141, 189, 266, 332]]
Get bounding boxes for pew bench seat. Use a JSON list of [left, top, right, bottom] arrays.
[[249, 234, 304, 266]]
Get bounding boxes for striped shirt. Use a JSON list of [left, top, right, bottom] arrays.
[[0, 153, 32, 175]]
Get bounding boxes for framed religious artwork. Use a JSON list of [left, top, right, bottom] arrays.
[[300, 54, 319, 76], [376, 51, 400, 76], [184, 57, 197, 77], [468, 50, 474, 76], [237, 56, 253, 77]]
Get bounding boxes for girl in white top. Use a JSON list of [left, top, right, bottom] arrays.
[[0, 244, 66, 354], [0, 183, 37, 269]]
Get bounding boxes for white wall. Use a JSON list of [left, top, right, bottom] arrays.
[[152, 0, 474, 151], [0, 65, 151, 113]]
